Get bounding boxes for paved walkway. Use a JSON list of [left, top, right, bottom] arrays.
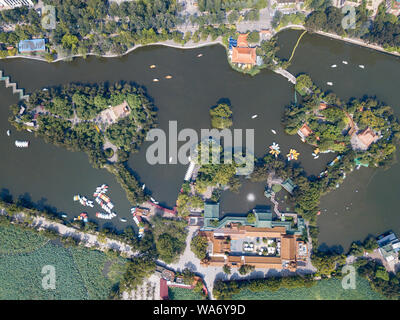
[[3, 210, 139, 258]]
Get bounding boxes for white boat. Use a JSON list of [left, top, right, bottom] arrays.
[[331, 64, 337, 68], [15, 140, 29, 148], [142, 184, 145, 190], [42, 88, 48, 91], [96, 212, 116, 220], [197, 53, 203, 57], [251, 114, 258, 119], [327, 82, 333, 86], [342, 61, 348, 65], [120, 218, 127, 222], [27, 129, 33, 133], [271, 129, 277, 134], [6, 130, 10, 136], [153, 78, 159, 82], [61, 214, 67, 218], [359, 65, 365, 69], [107, 202, 114, 210]]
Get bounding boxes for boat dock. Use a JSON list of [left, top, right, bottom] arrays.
[[0, 70, 29, 100], [184, 161, 196, 181]]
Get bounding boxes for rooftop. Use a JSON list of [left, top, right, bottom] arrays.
[[357, 127, 379, 149], [237, 33, 249, 47], [18, 39, 45, 53], [298, 123, 313, 139], [281, 178, 297, 195], [231, 47, 257, 65]]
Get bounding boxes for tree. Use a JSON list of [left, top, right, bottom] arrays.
[[238, 264, 255, 275], [223, 264, 231, 275], [295, 74, 313, 96], [305, 10, 327, 31], [119, 257, 156, 293], [246, 212, 256, 224], [156, 233, 181, 263], [191, 234, 209, 260], [61, 34, 79, 51], [247, 31, 260, 43], [210, 103, 233, 129], [227, 11, 239, 24]]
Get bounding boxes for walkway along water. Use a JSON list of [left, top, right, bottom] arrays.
[[0, 70, 29, 100]]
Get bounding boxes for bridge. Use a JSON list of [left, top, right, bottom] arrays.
[[274, 68, 296, 84], [0, 70, 29, 101]]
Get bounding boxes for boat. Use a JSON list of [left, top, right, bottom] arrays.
[[150, 197, 157, 203], [269, 142, 280, 158], [153, 78, 159, 82], [100, 202, 112, 214], [286, 149, 300, 161], [120, 218, 127, 222], [78, 195, 94, 207], [329, 155, 342, 166], [149, 65, 156, 69], [74, 213, 88, 223], [359, 65, 365, 69], [312, 148, 320, 159], [61, 214, 67, 218], [15, 140, 29, 148], [327, 82, 333, 86], [331, 64, 337, 68], [42, 88, 48, 91], [342, 61, 348, 65], [96, 212, 116, 220], [251, 114, 258, 119], [27, 129, 33, 133], [197, 53, 203, 57], [165, 75, 172, 79], [271, 129, 277, 134], [142, 184, 145, 190], [6, 130, 10, 136], [107, 202, 114, 210]]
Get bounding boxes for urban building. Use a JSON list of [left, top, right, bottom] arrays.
[[18, 39, 46, 53], [200, 206, 307, 271]]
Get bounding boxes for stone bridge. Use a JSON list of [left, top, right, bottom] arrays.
[[274, 68, 296, 84]]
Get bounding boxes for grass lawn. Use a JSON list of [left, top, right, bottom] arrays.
[[0, 223, 127, 300], [231, 276, 386, 300], [168, 286, 204, 300]]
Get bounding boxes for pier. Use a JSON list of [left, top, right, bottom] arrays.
[[0, 70, 29, 101]]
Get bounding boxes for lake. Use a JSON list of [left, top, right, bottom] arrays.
[[0, 29, 399, 249]]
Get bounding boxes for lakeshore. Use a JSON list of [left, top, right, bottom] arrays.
[[2, 28, 399, 69]]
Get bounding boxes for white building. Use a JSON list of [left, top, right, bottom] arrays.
[[0, 0, 34, 9]]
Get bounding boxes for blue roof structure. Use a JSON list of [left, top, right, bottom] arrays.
[[18, 39, 46, 53], [228, 36, 237, 50]]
